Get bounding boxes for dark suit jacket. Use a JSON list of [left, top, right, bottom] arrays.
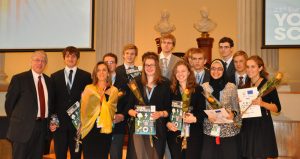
[[51, 68, 91, 130], [226, 60, 236, 79], [113, 64, 136, 134], [5, 70, 53, 143], [126, 76, 172, 159], [228, 72, 250, 89], [202, 69, 210, 84]]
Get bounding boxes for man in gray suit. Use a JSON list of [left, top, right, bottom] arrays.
[[159, 33, 182, 80]]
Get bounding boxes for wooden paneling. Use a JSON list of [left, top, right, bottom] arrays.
[[274, 120, 300, 158]]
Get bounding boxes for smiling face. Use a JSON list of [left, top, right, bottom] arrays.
[[123, 49, 137, 65], [64, 52, 78, 68], [175, 64, 190, 83], [144, 59, 156, 76], [96, 64, 109, 82], [31, 51, 47, 74], [210, 62, 224, 79], [246, 59, 262, 79]]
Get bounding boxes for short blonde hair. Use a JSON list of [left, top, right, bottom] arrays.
[[122, 44, 138, 56]]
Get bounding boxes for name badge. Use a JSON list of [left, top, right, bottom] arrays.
[[210, 124, 221, 137]]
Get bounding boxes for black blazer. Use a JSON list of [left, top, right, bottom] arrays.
[[5, 70, 54, 143], [51, 68, 92, 130], [226, 60, 236, 79], [113, 64, 140, 134], [202, 69, 210, 84], [170, 85, 207, 136], [228, 72, 250, 89]]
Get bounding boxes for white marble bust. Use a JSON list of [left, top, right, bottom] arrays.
[[194, 7, 217, 33], [154, 10, 176, 35]]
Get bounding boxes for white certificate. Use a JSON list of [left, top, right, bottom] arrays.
[[238, 87, 262, 118], [204, 108, 233, 124]]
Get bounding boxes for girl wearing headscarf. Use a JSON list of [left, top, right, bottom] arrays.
[[201, 59, 241, 159]]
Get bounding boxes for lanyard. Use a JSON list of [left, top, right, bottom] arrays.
[[145, 85, 156, 101]]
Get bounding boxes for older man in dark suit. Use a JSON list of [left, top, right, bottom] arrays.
[[5, 50, 53, 159], [50, 46, 92, 159]]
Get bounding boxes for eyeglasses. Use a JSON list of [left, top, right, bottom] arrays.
[[219, 46, 231, 49], [210, 67, 224, 71], [104, 61, 115, 65], [32, 59, 46, 63], [144, 64, 156, 68]]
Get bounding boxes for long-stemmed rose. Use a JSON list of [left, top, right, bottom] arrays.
[[235, 72, 284, 128], [128, 79, 145, 105], [202, 91, 222, 110], [181, 88, 191, 150]]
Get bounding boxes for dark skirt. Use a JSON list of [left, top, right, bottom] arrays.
[[201, 134, 241, 159], [167, 130, 203, 159], [241, 116, 278, 158], [82, 124, 112, 159]]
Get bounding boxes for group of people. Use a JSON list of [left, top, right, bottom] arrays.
[[5, 34, 281, 159]]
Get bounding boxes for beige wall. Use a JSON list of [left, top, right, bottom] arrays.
[[3, 0, 300, 84], [135, 0, 238, 65], [279, 49, 300, 83], [4, 51, 96, 81]]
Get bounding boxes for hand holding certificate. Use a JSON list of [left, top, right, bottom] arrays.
[[238, 87, 262, 118], [204, 108, 233, 124]]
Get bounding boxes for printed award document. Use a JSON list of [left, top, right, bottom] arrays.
[[204, 108, 233, 124], [238, 87, 262, 118]]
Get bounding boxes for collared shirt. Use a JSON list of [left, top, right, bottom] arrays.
[[32, 70, 49, 118], [111, 72, 116, 85], [64, 66, 77, 87], [223, 56, 233, 69], [194, 69, 205, 84], [124, 63, 135, 70], [235, 72, 247, 85], [159, 52, 172, 66]]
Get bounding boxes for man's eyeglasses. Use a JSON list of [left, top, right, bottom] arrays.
[[219, 46, 231, 49], [32, 59, 46, 63], [104, 61, 115, 65]]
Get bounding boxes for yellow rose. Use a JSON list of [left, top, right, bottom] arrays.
[[275, 72, 283, 80], [184, 89, 190, 95], [207, 97, 215, 103]]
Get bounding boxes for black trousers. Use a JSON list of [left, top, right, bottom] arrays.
[[201, 134, 241, 159], [53, 121, 81, 159], [82, 124, 112, 159], [12, 120, 47, 159]]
